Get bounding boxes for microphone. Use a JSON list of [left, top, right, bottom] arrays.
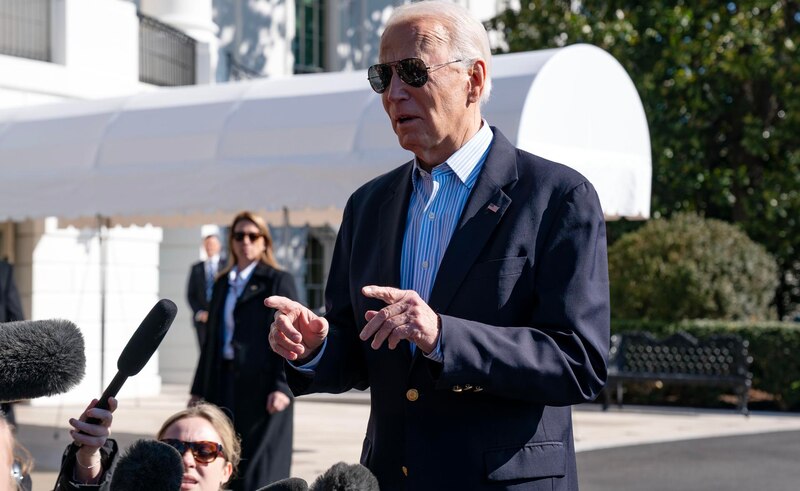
[[255, 477, 309, 491], [0, 319, 85, 402], [109, 439, 183, 491], [87, 299, 177, 420], [309, 462, 379, 491]]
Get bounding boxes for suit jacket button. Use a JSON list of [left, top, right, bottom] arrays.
[[452, 385, 463, 393], [473, 386, 484, 392], [406, 389, 419, 402], [463, 384, 473, 391], [402, 465, 408, 477]]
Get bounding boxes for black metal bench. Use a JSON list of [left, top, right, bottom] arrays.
[[603, 331, 753, 415]]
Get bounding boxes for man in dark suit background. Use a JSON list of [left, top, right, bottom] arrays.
[[1, 258, 25, 426], [268, 1, 610, 489], [187, 231, 223, 348]]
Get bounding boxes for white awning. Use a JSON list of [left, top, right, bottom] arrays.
[[0, 44, 650, 226]]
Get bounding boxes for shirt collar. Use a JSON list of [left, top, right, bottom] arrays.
[[412, 120, 493, 184], [228, 260, 258, 285]]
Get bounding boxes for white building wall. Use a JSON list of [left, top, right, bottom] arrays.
[[158, 227, 208, 386], [0, 0, 144, 109], [14, 219, 163, 406], [213, 0, 295, 80]]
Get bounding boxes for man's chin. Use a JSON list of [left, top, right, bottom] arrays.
[[395, 135, 423, 155]]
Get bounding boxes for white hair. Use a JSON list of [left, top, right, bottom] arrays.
[[384, 0, 493, 104]]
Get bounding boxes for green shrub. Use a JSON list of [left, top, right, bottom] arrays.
[[608, 213, 779, 321], [611, 319, 800, 410]]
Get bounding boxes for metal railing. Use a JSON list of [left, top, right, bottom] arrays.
[[0, 0, 51, 62], [138, 13, 196, 87]]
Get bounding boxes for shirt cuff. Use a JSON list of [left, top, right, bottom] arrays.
[[423, 334, 443, 363], [289, 338, 328, 372]]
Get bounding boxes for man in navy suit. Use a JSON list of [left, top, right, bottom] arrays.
[[187, 232, 223, 348], [268, 2, 609, 489]]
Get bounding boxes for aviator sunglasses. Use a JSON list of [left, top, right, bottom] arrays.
[[232, 231, 262, 242], [367, 57, 463, 93], [160, 439, 225, 463]]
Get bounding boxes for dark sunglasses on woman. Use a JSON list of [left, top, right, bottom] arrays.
[[367, 57, 463, 93], [160, 439, 225, 464], [232, 232, 262, 242]]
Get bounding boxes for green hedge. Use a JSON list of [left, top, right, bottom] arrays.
[[611, 319, 800, 410], [608, 213, 779, 321]]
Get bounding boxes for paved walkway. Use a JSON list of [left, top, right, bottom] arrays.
[[13, 384, 800, 490]]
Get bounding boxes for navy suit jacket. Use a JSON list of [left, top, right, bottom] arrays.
[[288, 129, 610, 490], [0, 260, 24, 323], [187, 260, 211, 330]]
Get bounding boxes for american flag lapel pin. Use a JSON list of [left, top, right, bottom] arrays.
[[487, 203, 500, 213]]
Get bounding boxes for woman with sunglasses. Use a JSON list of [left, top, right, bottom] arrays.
[[55, 399, 241, 490], [190, 211, 298, 490]]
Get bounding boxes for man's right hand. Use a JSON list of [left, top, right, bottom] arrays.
[[266, 296, 328, 363]]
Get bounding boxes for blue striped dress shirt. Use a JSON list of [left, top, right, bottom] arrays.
[[402, 122, 493, 357]]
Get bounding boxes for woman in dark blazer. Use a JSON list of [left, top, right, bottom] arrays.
[[190, 211, 297, 490]]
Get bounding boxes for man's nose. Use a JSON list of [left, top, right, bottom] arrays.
[[385, 69, 409, 101]]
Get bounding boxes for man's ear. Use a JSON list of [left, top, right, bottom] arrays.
[[466, 59, 487, 105]]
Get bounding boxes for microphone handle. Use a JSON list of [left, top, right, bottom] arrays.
[[85, 371, 128, 425]]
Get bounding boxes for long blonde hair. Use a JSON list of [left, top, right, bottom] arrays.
[[221, 211, 280, 276]]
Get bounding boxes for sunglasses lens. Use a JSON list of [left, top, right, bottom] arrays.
[[234, 232, 261, 242], [193, 442, 221, 463], [397, 58, 428, 87], [368, 64, 390, 93], [162, 440, 222, 463]]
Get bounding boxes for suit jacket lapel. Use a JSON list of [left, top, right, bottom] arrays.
[[428, 129, 518, 314], [377, 163, 414, 361], [236, 264, 268, 306], [378, 163, 413, 288]]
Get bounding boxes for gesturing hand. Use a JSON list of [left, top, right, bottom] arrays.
[[266, 296, 329, 362], [360, 286, 440, 354]]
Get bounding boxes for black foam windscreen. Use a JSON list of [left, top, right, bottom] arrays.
[[309, 462, 379, 491], [117, 299, 177, 376], [87, 299, 178, 419], [0, 319, 85, 402], [109, 439, 183, 491], [255, 477, 309, 491]]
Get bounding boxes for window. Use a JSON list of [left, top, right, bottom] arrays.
[[0, 0, 51, 62], [304, 234, 325, 312], [293, 0, 325, 73]]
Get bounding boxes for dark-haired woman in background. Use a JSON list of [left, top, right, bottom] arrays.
[[190, 211, 297, 490]]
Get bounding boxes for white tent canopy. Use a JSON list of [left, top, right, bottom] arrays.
[[0, 45, 651, 225]]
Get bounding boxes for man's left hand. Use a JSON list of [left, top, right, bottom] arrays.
[[360, 286, 440, 353]]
